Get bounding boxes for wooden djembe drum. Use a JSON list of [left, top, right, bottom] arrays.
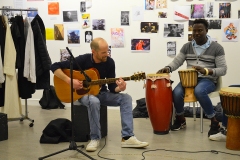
[[219, 87, 240, 150]]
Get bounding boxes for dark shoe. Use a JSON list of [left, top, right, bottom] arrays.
[[208, 121, 220, 137], [171, 118, 186, 131]]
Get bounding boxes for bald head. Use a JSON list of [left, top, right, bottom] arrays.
[[90, 37, 108, 51]]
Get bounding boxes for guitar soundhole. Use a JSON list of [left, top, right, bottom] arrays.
[[76, 81, 90, 95]]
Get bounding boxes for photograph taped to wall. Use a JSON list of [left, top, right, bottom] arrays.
[[67, 29, 80, 45], [111, 28, 124, 48], [145, 0, 155, 10], [208, 20, 221, 29], [174, 5, 190, 20], [158, 12, 167, 18], [48, 2, 59, 15], [156, 0, 167, 9], [141, 22, 158, 33], [121, 11, 129, 26], [219, 3, 231, 18], [188, 34, 193, 41], [238, 10, 240, 19], [27, 7, 38, 17], [60, 49, 71, 62], [164, 23, 184, 38], [191, 4, 205, 19], [167, 41, 176, 56], [205, 2, 214, 18], [131, 38, 150, 52], [92, 19, 105, 30], [54, 24, 64, 40], [80, 1, 86, 12], [1, 6, 14, 21], [188, 20, 194, 31], [108, 46, 111, 57], [82, 13, 90, 29], [63, 10, 78, 22], [222, 19, 238, 42], [85, 31, 92, 43]]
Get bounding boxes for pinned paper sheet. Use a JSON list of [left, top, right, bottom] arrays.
[[46, 28, 54, 40], [174, 5, 190, 20]]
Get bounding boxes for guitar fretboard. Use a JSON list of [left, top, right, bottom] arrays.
[[89, 77, 131, 85]]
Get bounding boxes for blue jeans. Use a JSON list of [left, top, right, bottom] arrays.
[[222, 85, 240, 127], [79, 91, 134, 140], [173, 78, 216, 118]]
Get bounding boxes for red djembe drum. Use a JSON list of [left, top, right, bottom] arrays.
[[145, 73, 173, 134], [219, 87, 240, 151]]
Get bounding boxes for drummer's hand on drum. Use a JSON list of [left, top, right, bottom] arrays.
[[157, 67, 170, 73], [116, 77, 126, 92], [192, 66, 206, 75]]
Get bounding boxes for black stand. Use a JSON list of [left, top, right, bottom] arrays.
[[39, 49, 94, 160]]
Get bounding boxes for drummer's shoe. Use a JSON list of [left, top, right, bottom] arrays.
[[121, 136, 149, 148], [208, 121, 220, 137], [171, 116, 186, 131], [209, 127, 227, 142]]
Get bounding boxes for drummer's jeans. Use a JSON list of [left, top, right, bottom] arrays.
[[173, 78, 216, 119], [79, 91, 134, 140]]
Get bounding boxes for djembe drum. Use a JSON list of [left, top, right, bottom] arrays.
[[145, 73, 173, 134], [219, 87, 240, 150], [178, 69, 198, 102]]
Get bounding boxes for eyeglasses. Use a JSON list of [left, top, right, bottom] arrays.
[[169, 26, 177, 29]]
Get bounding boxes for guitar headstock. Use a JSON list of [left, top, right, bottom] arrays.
[[130, 72, 146, 81]]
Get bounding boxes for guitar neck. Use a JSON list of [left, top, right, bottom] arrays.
[[90, 77, 131, 85]]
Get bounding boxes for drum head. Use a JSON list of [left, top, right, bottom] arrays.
[[178, 68, 196, 72], [220, 87, 240, 96], [147, 73, 169, 77]]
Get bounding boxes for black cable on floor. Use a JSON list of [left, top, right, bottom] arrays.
[[97, 137, 115, 160], [141, 149, 240, 160]]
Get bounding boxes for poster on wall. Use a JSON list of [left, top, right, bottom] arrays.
[[208, 20, 221, 29], [111, 28, 124, 48], [167, 41, 176, 56], [191, 4, 205, 19], [164, 23, 184, 38], [54, 24, 64, 40], [222, 19, 238, 42], [219, 3, 231, 18], [131, 38, 150, 52], [174, 5, 190, 20], [132, 6, 144, 21], [108, 46, 111, 57], [140, 22, 158, 33], [48, 2, 59, 15], [80, 1, 86, 13], [46, 28, 54, 40], [82, 13, 90, 29], [63, 10, 78, 22], [92, 19, 105, 30], [156, 0, 167, 9], [121, 11, 129, 26], [67, 29, 80, 46]]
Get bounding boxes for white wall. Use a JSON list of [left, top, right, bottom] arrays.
[[1, 0, 240, 107]]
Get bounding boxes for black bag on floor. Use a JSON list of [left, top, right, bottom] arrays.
[[39, 85, 65, 109], [40, 118, 72, 144], [133, 98, 149, 118]]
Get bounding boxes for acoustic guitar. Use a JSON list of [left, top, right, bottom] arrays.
[[54, 68, 146, 103]]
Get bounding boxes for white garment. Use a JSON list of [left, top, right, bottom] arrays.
[[0, 46, 5, 83], [23, 18, 36, 83], [0, 16, 22, 118]]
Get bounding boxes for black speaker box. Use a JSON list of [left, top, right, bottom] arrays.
[[0, 113, 8, 141], [72, 101, 107, 142]]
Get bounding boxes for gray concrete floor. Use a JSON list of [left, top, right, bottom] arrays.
[[0, 106, 240, 160]]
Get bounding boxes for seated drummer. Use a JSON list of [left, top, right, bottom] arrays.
[[209, 85, 240, 142], [157, 19, 227, 137]]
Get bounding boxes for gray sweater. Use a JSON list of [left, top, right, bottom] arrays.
[[167, 41, 227, 83]]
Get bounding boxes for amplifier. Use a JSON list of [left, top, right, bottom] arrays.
[[0, 113, 8, 141]]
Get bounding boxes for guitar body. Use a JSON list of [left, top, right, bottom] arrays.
[[54, 69, 100, 103]]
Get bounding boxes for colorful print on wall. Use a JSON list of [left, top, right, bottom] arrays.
[[111, 28, 124, 48]]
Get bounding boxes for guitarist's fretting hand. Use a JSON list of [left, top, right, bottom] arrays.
[[116, 78, 126, 92]]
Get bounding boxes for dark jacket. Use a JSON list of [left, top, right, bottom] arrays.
[[31, 14, 52, 89]]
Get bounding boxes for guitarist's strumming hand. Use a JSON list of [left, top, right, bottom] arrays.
[[68, 78, 83, 90], [116, 77, 126, 92]]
